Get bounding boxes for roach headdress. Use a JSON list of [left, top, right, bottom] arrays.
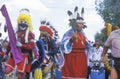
[[39, 20, 59, 41]]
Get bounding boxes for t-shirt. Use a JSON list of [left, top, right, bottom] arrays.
[[105, 29, 120, 57]]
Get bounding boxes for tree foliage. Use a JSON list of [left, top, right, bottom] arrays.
[[94, 0, 120, 43], [94, 28, 107, 45], [95, 0, 120, 26]]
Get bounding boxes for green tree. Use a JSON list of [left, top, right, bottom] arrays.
[[94, 28, 107, 45], [95, 0, 120, 26], [94, 0, 120, 42]]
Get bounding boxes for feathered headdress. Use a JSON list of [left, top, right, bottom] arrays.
[[39, 20, 59, 41], [67, 6, 87, 30]]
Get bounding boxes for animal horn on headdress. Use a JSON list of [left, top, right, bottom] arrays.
[[81, 7, 84, 18]]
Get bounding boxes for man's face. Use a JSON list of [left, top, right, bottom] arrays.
[[18, 21, 28, 31], [40, 30, 48, 36], [76, 23, 84, 31]]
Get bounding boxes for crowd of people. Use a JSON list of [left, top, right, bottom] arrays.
[[0, 5, 120, 79]]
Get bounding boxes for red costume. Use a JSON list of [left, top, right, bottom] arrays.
[[62, 32, 88, 78], [61, 6, 88, 79], [6, 31, 35, 73], [4, 8, 35, 79]]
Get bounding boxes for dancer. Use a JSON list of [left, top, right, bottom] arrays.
[[4, 8, 35, 79], [38, 20, 59, 79], [60, 6, 88, 79]]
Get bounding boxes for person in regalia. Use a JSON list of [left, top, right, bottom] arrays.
[[38, 20, 59, 79], [60, 6, 88, 79], [4, 8, 35, 79]]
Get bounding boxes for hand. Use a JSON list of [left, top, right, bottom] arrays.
[[70, 33, 77, 42], [100, 56, 104, 62], [16, 41, 22, 47]]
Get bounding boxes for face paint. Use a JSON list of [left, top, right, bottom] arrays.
[[18, 22, 28, 31], [40, 31, 48, 36]]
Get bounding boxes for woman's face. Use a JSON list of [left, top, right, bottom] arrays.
[[76, 23, 84, 31]]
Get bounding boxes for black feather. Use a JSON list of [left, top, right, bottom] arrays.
[[74, 6, 78, 12], [41, 20, 46, 24], [83, 25, 87, 29], [0, 33, 2, 37], [77, 13, 80, 18], [52, 28, 55, 30], [77, 16, 83, 20], [67, 10, 73, 16], [46, 22, 50, 26], [81, 7, 84, 15], [54, 31, 58, 33], [50, 26, 54, 29]]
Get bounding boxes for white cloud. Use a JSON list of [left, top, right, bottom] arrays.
[[84, 13, 104, 41], [41, 0, 78, 5], [0, 0, 105, 41], [65, 0, 78, 5], [1, 0, 50, 12]]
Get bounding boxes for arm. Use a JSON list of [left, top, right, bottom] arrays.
[[48, 39, 58, 56], [21, 32, 35, 50], [33, 46, 39, 59], [22, 41, 35, 50], [101, 31, 112, 58], [101, 46, 109, 57], [60, 30, 73, 54], [36, 40, 45, 63]]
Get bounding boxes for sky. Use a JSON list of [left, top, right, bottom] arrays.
[[0, 0, 105, 42]]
